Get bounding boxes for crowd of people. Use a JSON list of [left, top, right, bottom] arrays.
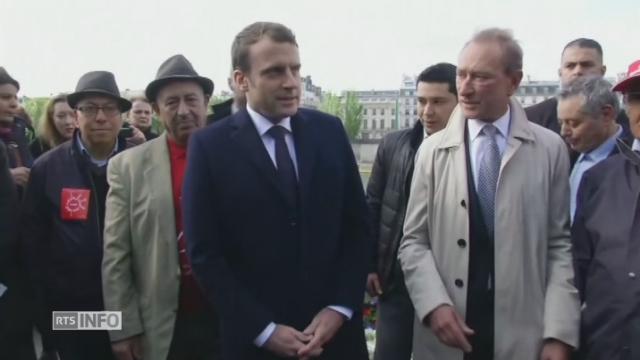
[[0, 20, 639, 360]]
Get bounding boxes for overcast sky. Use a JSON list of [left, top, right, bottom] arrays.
[[1, 0, 637, 97]]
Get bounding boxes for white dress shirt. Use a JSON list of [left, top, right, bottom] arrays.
[[246, 105, 353, 347], [467, 107, 511, 189], [633, 138, 640, 151]]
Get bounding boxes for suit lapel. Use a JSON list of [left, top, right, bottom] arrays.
[[290, 112, 317, 207], [143, 134, 177, 244], [230, 109, 290, 205]]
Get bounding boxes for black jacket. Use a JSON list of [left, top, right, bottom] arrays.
[[366, 121, 424, 291], [21, 132, 128, 309], [572, 140, 640, 359], [206, 98, 233, 124]]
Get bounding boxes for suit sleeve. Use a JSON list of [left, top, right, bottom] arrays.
[[542, 137, 580, 348], [397, 141, 453, 323], [330, 117, 372, 311], [365, 136, 388, 272], [0, 143, 16, 279], [102, 155, 144, 341], [183, 133, 274, 348], [571, 169, 596, 303]]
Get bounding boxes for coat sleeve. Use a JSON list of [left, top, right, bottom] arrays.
[[183, 133, 274, 348], [542, 137, 580, 348], [365, 135, 388, 273], [398, 142, 453, 323], [102, 155, 144, 341], [330, 117, 372, 311], [571, 169, 596, 303]]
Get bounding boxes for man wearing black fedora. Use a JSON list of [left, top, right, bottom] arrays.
[[103, 54, 219, 360], [21, 71, 134, 360]]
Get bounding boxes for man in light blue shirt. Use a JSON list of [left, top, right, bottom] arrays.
[[557, 76, 629, 220]]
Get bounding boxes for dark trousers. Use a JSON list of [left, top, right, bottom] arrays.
[[0, 328, 36, 360], [373, 269, 414, 360], [167, 308, 220, 360], [52, 330, 114, 360], [464, 289, 494, 360]]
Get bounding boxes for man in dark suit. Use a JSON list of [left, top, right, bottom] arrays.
[[525, 38, 630, 167], [556, 76, 631, 221], [183, 22, 371, 360]]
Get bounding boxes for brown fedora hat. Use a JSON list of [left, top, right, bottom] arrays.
[[67, 71, 131, 112], [145, 54, 214, 102]]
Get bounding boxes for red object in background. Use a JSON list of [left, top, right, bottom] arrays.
[[60, 188, 90, 221]]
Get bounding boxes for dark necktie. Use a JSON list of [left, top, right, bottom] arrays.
[[267, 125, 298, 209]]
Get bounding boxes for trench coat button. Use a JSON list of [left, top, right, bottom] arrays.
[[460, 199, 466, 208], [455, 279, 464, 288], [457, 239, 467, 248], [629, 272, 636, 279]]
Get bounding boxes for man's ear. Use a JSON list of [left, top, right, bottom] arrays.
[[234, 69, 249, 92]]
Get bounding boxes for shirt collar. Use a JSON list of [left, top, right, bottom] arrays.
[[633, 138, 640, 152], [247, 104, 292, 136], [578, 125, 622, 163], [76, 132, 118, 166], [468, 106, 511, 142]]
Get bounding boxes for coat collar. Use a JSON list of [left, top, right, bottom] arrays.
[[437, 98, 535, 150], [616, 137, 640, 166]]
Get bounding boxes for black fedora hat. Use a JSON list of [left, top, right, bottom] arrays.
[[68, 71, 131, 112], [0, 67, 20, 90], [145, 54, 214, 102]]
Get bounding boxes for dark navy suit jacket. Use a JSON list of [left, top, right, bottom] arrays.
[[183, 107, 371, 359]]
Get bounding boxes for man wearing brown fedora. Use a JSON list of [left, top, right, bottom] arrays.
[[102, 54, 219, 360], [21, 70, 133, 360]]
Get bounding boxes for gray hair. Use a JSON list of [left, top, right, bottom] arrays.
[[467, 28, 523, 74], [558, 76, 620, 118]]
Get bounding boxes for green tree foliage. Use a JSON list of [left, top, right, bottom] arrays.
[[22, 97, 49, 130], [343, 91, 363, 141], [319, 92, 363, 141]]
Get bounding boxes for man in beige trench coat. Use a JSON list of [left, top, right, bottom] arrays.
[[398, 28, 580, 360], [102, 55, 219, 360]]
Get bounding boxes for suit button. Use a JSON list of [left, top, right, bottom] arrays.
[[290, 221, 297, 227], [457, 239, 467, 248], [629, 272, 636, 279], [455, 279, 464, 288]]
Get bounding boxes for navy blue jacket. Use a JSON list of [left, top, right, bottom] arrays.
[[21, 133, 128, 309], [183, 108, 371, 360]]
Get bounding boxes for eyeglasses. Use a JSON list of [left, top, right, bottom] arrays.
[[623, 92, 640, 104], [76, 104, 121, 118]]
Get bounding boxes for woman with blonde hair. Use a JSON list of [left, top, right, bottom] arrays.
[[30, 94, 75, 159]]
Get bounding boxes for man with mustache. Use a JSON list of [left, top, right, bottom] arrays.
[[102, 54, 219, 360], [183, 22, 371, 360], [22, 71, 133, 359], [398, 28, 580, 360]]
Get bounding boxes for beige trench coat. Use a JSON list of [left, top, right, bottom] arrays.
[[103, 133, 182, 360], [398, 99, 580, 360]]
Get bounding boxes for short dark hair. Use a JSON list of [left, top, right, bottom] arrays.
[[416, 63, 457, 97], [562, 38, 603, 58], [231, 22, 298, 72]]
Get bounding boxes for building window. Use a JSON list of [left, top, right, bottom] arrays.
[[413, 109, 417, 115], [363, 108, 368, 115], [405, 120, 410, 127], [391, 109, 395, 115], [363, 120, 368, 129], [405, 109, 410, 115], [372, 108, 377, 115], [380, 119, 385, 129], [381, 109, 385, 115], [372, 120, 377, 130]]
